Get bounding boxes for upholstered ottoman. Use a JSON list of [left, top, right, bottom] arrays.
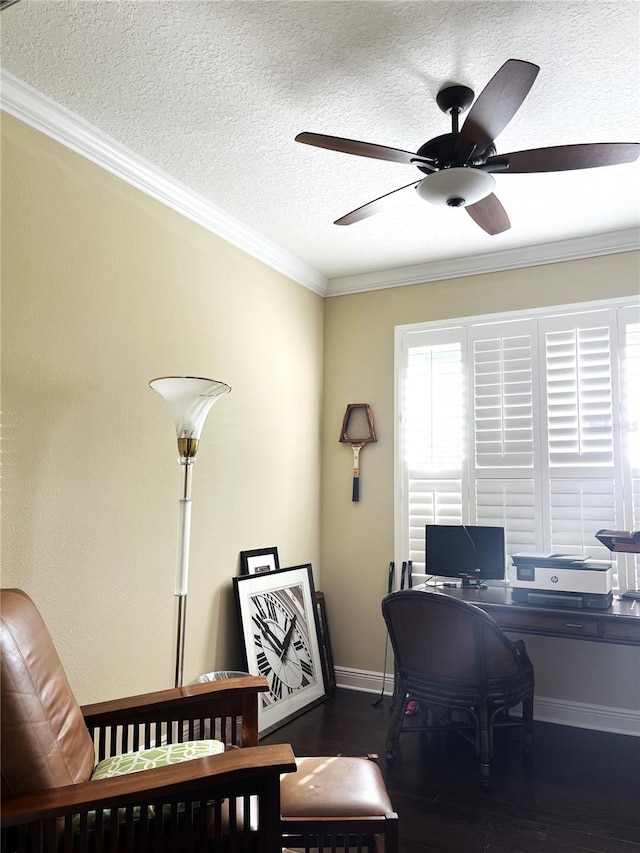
[[280, 755, 399, 852]]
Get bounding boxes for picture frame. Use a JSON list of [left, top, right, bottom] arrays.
[[233, 563, 327, 736], [240, 546, 280, 575], [315, 591, 336, 692]]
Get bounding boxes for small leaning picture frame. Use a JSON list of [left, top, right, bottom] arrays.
[[315, 591, 336, 692], [240, 546, 280, 575], [233, 563, 327, 736]]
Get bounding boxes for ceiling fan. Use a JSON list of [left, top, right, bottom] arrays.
[[295, 59, 639, 235]]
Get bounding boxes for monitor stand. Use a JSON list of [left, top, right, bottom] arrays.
[[460, 575, 487, 590]]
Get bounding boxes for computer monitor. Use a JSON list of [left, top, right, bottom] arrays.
[[425, 524, 506, 588]]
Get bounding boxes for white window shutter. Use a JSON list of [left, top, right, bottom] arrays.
[[541, 312, 615, 468], [399, 328, 465, 575], [620, 306, 640, 474], [475, 478, 537, 560], [469, 321, 540, 567], [396, 301, 640, 592], [617, 305, 640, 593], [403, 336, 465, 473], [548, 478, 616, 555], [407, 479, 463, 572], [469, 322, 536, 470]]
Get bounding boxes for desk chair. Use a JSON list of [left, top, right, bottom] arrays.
[[1, 588, 398, 852], [382, 590, 534, 790]]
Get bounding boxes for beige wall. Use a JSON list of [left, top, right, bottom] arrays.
[[321, 254, 640, 712], [1, 115, 324, 703]]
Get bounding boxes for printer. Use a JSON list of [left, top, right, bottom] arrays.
[[509, 553, 613, 609]]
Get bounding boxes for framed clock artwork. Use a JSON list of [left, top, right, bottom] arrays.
[[233, 563, 327, 736]]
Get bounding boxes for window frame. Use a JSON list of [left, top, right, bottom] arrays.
[[394, 295, 640, 594]]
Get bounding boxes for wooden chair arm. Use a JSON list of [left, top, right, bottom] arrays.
[[81, 675, 268, 754], [1, 744, 296, 827], [81, 675, 267, 723]]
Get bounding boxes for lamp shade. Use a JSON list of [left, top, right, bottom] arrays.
[[150, 376, 231, 456], [416, 168, 495, 208]]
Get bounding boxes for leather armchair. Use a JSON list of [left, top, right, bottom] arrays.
[[1, 588, 295, 852], [2, 587, 399, 852]]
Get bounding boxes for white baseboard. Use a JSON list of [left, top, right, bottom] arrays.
[[334, 666, 640, 738], [335, 666, 396, 697], [532, 695, 640, 736]]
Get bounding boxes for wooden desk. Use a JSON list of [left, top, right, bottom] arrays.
[[417, 585, 640, 647]]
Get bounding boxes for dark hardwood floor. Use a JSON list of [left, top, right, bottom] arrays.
[[262, 688, 640, 853]]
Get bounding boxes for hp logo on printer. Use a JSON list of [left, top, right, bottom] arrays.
[[551, 575, 559, 584]]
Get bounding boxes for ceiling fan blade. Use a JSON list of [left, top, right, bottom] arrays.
[[485, 142, 640, 173], [465, 193, 511, 235], [296, 132, 434, 168], [456, 59, 540, 157], [334, 181, 421, 225]]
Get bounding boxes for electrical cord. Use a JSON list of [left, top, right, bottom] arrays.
[[371, 633, 390, 707]]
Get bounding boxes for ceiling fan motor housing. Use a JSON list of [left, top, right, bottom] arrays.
[[415, 133, 497, 173]]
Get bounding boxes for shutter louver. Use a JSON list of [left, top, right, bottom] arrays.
[[545, 325, 614, 467], [473, 334, 534, 469], [475, 479, 537, 559], [549, 478, 616, 557], [619, 311, 640, 592], [621, 317, 640, 472], [408, 479, 463, 572]]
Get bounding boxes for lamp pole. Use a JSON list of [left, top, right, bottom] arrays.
[[150, 376, 231, 687]]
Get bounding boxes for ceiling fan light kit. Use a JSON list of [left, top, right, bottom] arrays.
[[416, 168, 495, 208], [296, 58, 639, 236]]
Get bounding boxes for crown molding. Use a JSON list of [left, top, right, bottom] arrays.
[[3, 70, 637, 301], [0, 70, 328, 297], [326, 228, 640, 296]]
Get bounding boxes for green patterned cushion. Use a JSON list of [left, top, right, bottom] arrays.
[[75, 740, 226, 832], [91, 739, 225, 781]]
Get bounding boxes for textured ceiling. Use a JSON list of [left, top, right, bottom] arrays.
[[2, 0, 639, 289]]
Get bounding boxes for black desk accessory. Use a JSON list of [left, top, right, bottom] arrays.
[[372, 561, 395, 707], [595, 529, 640, 600]]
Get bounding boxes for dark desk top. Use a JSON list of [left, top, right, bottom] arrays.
[[414, 584, 640, 646], [419, 583, 639, 618]]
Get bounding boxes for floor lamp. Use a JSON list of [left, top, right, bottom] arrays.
[[150, 376, 231, 688]]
